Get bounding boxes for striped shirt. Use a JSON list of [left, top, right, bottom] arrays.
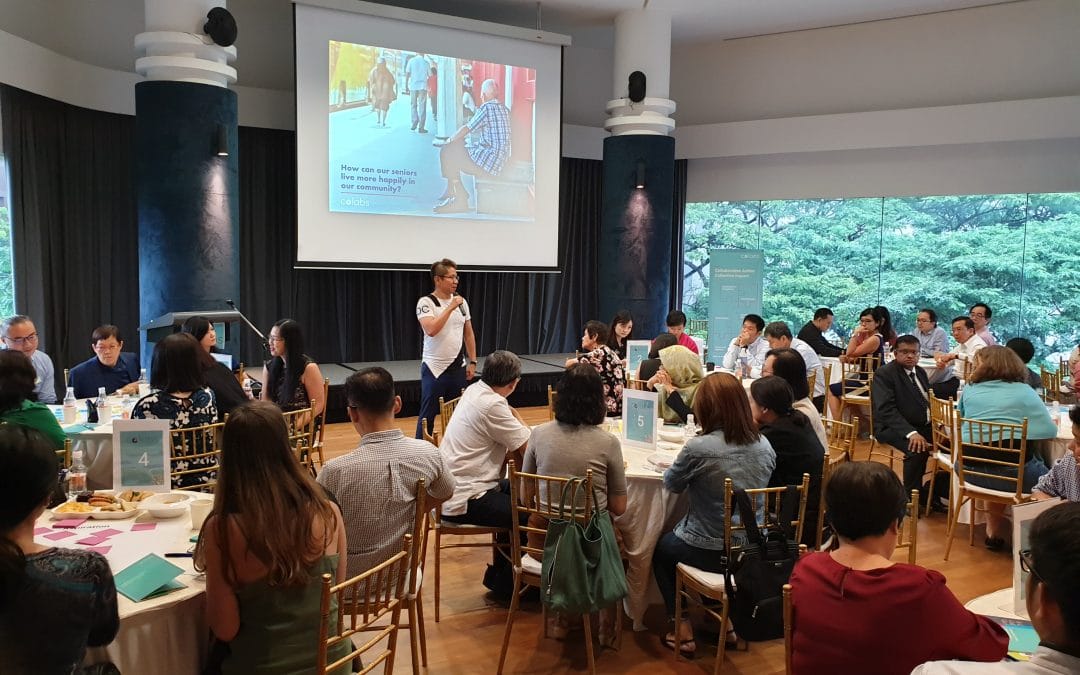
[[317, 429, 455, 577], [466, 99, 511, 176]]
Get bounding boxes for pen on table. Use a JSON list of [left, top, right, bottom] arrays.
[[165, 552, 193, 558]]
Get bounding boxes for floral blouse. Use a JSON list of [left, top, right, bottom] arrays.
[[133, 387, 218, 489], [578, 345, 625, 415]]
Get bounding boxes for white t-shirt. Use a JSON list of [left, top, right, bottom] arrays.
[[440, 381, 531, 516], [416, 294, 471, 378]]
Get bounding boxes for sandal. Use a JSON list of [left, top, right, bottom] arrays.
[[662, 633, 696, 658]]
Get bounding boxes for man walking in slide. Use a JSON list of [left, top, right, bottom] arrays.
[[432, 78, 511, 214], [407, 52, 431, 134], [415, 258, 477, 438]]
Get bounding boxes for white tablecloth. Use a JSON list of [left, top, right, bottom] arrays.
[[35, 506, 209, 674], [613, 434, 688, 630], [965, 587, 1024, 620], [54, 399, 137, 491]]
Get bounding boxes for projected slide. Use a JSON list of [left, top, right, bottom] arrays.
[[328, 42, 536, 221]]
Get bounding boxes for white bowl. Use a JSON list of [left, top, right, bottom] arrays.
[[142, 492, 197, 519], [657, 429, 685, 443]]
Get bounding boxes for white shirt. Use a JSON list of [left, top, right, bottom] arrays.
[[791, 337, 827, 399], [416, 295, 471, 378], [439, 381, 531, 516], [406, 55, 430, 91], [912, 645, 1080, 674], [721, 335, 770, 377], [976, 327, 998, 347], [951, 334, 988, 363]]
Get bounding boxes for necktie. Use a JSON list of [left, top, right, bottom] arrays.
[[909, 370, 930, 422]]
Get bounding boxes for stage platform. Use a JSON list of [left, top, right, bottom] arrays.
[[319, 353, 574, 423]]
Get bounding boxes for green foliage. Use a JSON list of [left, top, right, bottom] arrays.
[[0, 205, 13, 317], [683, 193, 1080, 368]]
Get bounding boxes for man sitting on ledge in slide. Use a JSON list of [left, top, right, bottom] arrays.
[[432, 78, 511, 214]]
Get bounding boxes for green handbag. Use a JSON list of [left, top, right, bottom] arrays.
[[540, 477, 628, 614]]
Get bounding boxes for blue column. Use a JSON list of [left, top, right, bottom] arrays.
[[135, 81, 239, 364], [598, 134, 676, 340]]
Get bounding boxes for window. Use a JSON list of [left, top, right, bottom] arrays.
[[0, 133, 15, 318]]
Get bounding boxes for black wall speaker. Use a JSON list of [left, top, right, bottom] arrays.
[[628, 70, 646, 103], [204, 7, 238, 47]]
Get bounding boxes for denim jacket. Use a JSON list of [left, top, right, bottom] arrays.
[[663, 429, 776, 550]]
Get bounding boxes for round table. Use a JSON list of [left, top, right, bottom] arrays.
[[35, 505, 209, 674], [965, 587, 1025, 620]]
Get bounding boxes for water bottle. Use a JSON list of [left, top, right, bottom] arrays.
[[739, 355, 750, 380], [67, 450, 87, 499], [1051, 400, 1061, 427], [62, 387, 78, 424], [138, 368, 150, 397], [683, 414, 697, 442], [95, 387, 109, 424]]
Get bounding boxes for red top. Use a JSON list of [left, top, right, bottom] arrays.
[[790, 552, 1007, 675], [676, 332, 699, 355]]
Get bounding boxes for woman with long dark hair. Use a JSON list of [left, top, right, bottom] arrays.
[[193, 401, 348, 673], [653, 372, 776, 655], [749, 375, 825, 546], [261, 319, 325, 424], [606, 309, 634, 361], [0, 426, 119, 672], [181, 316, 248, 420]]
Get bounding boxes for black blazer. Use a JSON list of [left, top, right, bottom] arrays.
[[871, 361, 932, 439]]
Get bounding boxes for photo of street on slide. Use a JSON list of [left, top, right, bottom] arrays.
[[328, 41, 537, 221]]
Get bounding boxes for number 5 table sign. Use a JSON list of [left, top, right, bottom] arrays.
[[112, 419, 172, 493], [622, 389, 658, 450]]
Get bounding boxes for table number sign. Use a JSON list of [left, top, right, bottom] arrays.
[[626, 340, 652, 379], [112, 419, 171, 493], [622, 390, 658, 450]]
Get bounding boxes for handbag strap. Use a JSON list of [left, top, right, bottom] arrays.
[[556, 476, 584, 520], [732, 488, 763, 545]]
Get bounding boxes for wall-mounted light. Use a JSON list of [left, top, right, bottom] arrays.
[[216, 124, 229, 157], [635, 161, 646, 189]]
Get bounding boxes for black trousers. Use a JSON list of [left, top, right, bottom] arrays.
[[442, 480, 529, 594], [876, 427, 932, 494]]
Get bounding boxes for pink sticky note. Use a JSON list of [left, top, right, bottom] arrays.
[[76, 536, 108, 546], [130, 523, 157, 532], [53, 518, 86, 529], [91, 528, 123, 539], [34, 527, 50, 535], [85, 546, 112, 555], [44, 531, 75, 541]]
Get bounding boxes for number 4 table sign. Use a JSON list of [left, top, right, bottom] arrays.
[[622, 389, 658, 450], [112, 419, 172, 493]]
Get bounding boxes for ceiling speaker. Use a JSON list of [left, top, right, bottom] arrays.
[[204, 7, 238, 47]]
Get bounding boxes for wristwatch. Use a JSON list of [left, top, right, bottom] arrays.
[[469, 359, 478, 365]]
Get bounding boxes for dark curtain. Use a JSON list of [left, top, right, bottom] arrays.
[[1, 85, 139, 391], [237, 127, 602, 366], [670, 158, 688, 309]]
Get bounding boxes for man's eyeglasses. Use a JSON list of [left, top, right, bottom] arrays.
[[970, 311, 987, 318], [2, 333, 38, 346], [1018, 549, 1046, 586], [439, 274, 460, 281]]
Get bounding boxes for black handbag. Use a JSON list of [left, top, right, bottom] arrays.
[[723, 485, 800, 641]]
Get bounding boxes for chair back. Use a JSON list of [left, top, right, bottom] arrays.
[[817, 363, 833, 413], [507, 461, 593, 572], [407, 479, 429, 598], [437, 394, 463, 441], [805, 370, 816, 401], [169, 421, 224, 492], [816, 420, 855, 548], [1040, 367, 1061, 403], [547, 385, 558, 421], [56, 438, 72, 469], [317, 536, 411, 675], [954, 417, 1030, 501], [687, 318, 708, 338], [840, 355, 879, 395], [783, 583, 793, 675], [825, 417, 857, 457], [894, 489, 919, 564], [928, 392, 955, 458], [723, 474, 811, 554], [281, 407, 316, 471]]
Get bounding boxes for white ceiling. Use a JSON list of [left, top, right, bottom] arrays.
[[0, 0, 1021, 90]]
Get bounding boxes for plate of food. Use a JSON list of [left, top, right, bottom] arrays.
[[51, 492, 142, 520]]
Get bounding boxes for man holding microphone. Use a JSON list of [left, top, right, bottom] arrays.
[[416, 258, 477, 439]]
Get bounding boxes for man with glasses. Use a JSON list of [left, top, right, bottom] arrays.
[[415, 258, 477, 439], [914, 501, 1080, 673], [871, 334, 936, 500], [915, 308, 954, 392], [1, 315, 55, 403], [67, 325, 141, 399], [970, 302, 997, 346]]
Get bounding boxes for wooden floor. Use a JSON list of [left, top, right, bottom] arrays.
[[319, 407, 1013, 674]]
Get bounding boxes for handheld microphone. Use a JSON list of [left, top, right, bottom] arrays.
[[453, 292, 466, 316]]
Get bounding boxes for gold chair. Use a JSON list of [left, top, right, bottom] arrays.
[[837, 355, 879, 430], [816, 417, 857, 548], [944, 417, 1030, 561], [547, 385, 558, 421], [281, 407, 316, 475], [893, 490, 919, 564], [431, 504, 510, 623], [687, 318, 708, 339], [56, 438, 73, 469], [498, 463, 612, 674], [817, 364, 832, 414], [316, 537, 411, 675], [63, 368, 70, 389], [421, 426, 438, 447], [806, 370, 817, 402], [399, 480, 430, 675], [169, 422, 224, 492], [1040, 367, 1061, 403], [783, 583, 794, 675], [434, 394, 463, 442], [924, 392, 956, 518], [866, 381, 903, 471], [674, 474, 810, 674], [310, 378, 330, 468]]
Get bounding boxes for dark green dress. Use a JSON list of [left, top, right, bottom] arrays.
[[222, 554, 351, 674]]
